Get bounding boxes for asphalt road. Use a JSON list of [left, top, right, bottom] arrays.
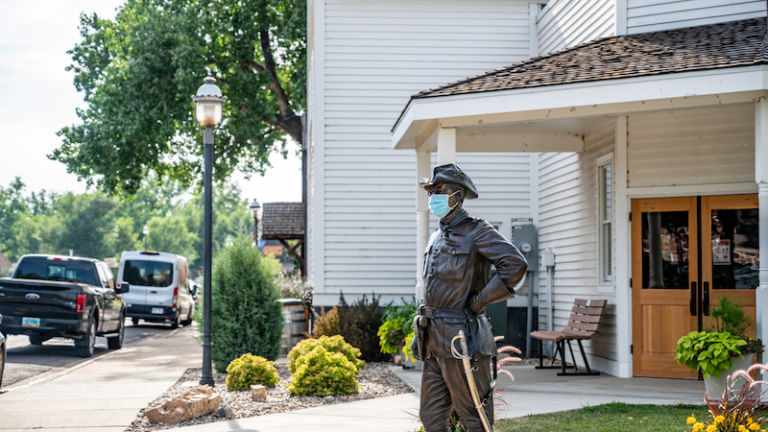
[[3, 319, 182, 387]]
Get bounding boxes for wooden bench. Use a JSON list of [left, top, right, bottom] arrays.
[[529, 298, 607, 376]]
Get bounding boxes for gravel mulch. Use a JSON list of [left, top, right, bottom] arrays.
[[126, 359, 413, 431]]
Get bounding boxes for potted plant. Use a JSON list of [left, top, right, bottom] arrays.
[[377, 298, 419, 368], [675, 297, 764, 400]]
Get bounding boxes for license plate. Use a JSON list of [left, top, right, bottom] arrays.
[[22, 317, 40, 327], [151, 307, 164, 314]]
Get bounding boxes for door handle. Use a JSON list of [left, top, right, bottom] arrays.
[[690, 281, 697, 316], [703, 281, 710, 316]]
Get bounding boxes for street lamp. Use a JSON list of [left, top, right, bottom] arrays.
[[142, 225, 149, 250], [193, 76, 225, 386], [248, 199, 261, 244]]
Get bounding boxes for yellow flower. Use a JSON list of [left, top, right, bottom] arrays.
[[750, 424, 760, 431], [707, 425, 718, 432], [739, 426, 749, 432], [687, 415, 698, 425], [715, 416, 725, 424], [692, 423, 705, 432], [748, 418, 754, 425]]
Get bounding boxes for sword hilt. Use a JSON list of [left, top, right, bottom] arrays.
[[451, 330, 471, 359]]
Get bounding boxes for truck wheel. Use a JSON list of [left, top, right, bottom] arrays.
[[107, 315, 125, 350], [29, 335, 48, 346], [132, 317, 139, 326], [75, 318, 96, 358], [181, 306, 193, 326], [170, 314, 180, 329]]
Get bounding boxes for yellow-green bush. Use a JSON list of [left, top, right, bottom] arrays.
[[287, 335, 364, 374], [288, 346, 359, 396], [225, 353, 279, 391]]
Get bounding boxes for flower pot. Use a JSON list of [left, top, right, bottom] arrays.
[[704, 355, 754, 401]]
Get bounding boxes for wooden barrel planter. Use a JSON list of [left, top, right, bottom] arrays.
[[277, 298, 306, 356]]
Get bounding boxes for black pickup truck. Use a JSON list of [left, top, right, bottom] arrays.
[[0, 254, 129, 357]]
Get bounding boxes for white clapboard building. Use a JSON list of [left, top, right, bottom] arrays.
[[308, 0, 768, 378]]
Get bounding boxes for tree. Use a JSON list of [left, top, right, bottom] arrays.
[[55, 192, 118, 259], [146, 216, 199, 263], [54, 0, 306, 196], [0, 178, 29, 258]]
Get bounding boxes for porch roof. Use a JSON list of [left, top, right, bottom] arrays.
[[392, 18, 768, 150]]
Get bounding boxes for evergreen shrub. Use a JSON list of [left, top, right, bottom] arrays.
[[288, 346, 359, 396], [209, 238, 283, 372], [287, 335, 364, 374], [338, 293, 387, 362], [225, 353, 279, 391], [312, 306, 341, 338]]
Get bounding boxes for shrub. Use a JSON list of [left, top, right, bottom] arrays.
[[338, 293, 387, 362], [208, 238, 283, 372], [288, 335, 364, 374], [225, 353, 279, 391], [288, 346, 359, 396], [312, 306, 341, 338]]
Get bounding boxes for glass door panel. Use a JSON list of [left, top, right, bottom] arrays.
[[701, 194, 758, 338]]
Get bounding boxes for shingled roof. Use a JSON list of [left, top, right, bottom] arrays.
[[411, 18, 768, 101], [261, 202, 305, 240]]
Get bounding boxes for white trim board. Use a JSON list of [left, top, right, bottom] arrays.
[[393, 66, 768, 149]]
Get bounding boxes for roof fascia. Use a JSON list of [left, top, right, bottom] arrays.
[[392, 65, 768, 150]]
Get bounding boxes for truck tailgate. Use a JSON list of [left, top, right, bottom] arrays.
[[0, 278, 81, 319]]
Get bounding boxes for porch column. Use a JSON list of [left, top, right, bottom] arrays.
[[437, 127, 456, 165], [755, 98, 768, 355], [416, 148, 431, 301]]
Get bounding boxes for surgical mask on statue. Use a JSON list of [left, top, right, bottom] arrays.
[[429, 191, 459, 218]]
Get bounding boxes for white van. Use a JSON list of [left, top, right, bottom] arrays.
[[117, 251, 195, 328]]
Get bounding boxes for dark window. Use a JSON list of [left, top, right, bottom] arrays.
[[123, 260, 173, 287], [711, 208, 759, 290], [14, 258, 99, 285], [641, 211, 689, 290]]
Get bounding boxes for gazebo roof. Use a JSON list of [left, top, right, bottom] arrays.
[[261, 202, 305, 240]]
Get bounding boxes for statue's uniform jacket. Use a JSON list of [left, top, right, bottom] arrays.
[[414, 207, 527, 432], [419, 207, 528, 359]]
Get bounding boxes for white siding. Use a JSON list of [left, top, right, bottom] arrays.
[[537, 119, 618, 370], [311, 0, 535, 305], [537, 0, 615, 56], [627, 104, 755, 188], [626, 0, 766, 34]]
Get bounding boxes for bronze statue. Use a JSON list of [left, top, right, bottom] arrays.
[[411, 163, 528, 432]]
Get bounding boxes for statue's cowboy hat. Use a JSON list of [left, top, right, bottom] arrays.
[[421, 163, 479, 199]]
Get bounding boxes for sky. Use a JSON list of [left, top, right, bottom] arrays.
[[0, 0, 302, 204]]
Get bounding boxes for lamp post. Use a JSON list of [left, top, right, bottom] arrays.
[[193, 76, 225, 386], [142, 225, 149, 250], [248, 199, 261, 244]]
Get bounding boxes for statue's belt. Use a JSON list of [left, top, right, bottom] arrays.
[[418, 305, 468, 320]]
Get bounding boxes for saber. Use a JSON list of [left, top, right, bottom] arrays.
[[451, 330, 492, 432]]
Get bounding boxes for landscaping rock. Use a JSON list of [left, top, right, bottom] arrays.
[[250, 384, 267, 400], [145, 385, 221, 424], [323, 395, 334, 403], [215, 407, 234, 418]]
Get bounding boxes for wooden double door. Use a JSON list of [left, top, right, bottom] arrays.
[[632, 194, 759, 379]]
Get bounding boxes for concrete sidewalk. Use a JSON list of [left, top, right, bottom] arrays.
[[164, 364, 704, 432], [0, 325, 200, 432]]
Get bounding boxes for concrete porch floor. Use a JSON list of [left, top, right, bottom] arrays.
[[391, 364, 705, 419]]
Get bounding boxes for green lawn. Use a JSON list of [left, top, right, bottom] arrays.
[[494, 403, 710, 432]]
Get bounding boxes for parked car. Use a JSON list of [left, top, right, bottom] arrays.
[[117, 251, 195, 328], [0, 314, 5, 389], [0, 254, 127, 357]]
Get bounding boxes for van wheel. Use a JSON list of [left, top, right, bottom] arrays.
[[132, 317, 139, 326], [75, 317, 96, 358], [107, 315, 125, 350], [181, 306, 193, 326], [171, 315, 180, 329]]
